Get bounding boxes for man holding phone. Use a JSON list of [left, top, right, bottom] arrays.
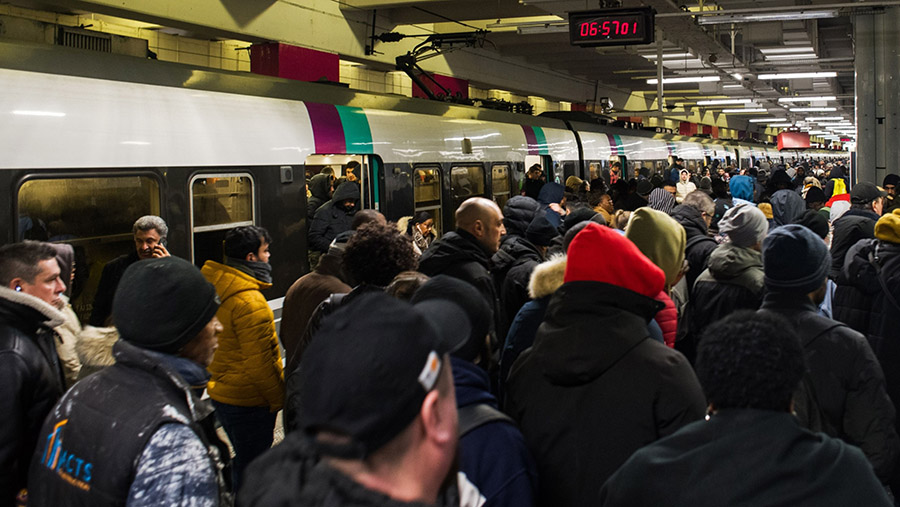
[[89, 215, 170, 326]]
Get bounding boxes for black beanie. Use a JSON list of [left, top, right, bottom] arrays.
[[762, 225, 831, 294], [526, 214, 559, 247], [563, 206, 597, 233], [793, 209, 829, 240], [805, 186, 826, 204], [409, 275, 491, 363], [113, 257, 220, 354]]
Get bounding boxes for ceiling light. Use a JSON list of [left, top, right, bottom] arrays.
[[722, 84, 744, 89], [647, 76, 721, 84], [643, 53, 694, 60], [777, 96, 836, 103], [749, 118, 786, 123], [790, 107, 838, 112], [767, 123, 796, 127], [696, 98, 753, 105], [731, 73, 744, 80], [11, 110, 66, 117], [806, 116, 845, 121], [722, 108, 768, 113], [808, 131, 829, 135], [697, 10, 838, 25], [758, 72, 837, 79], [759, 47, 815, 54], [765, 54, 819, 60]]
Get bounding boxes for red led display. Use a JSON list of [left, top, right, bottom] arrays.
[[569, 8, 655, 47]]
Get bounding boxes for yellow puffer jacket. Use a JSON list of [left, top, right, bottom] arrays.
[[201, 261, 284, 411]]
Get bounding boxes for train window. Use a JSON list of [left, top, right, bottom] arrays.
[[551, 163, 564, 185], [414, 166, 443, 237], [491, 164, 511, 210], [16, 175, 161, 323], [589, 162, 603, 181], [450, 165, 485, 200], [190, 174, 255, 267]]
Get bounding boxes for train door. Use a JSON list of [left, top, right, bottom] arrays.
[[448, 163, 487, 230], [189, 173, 255, 269], [413, 165, 443, 238], [491, 163, 512, 210], [303, 154, 381, 210]]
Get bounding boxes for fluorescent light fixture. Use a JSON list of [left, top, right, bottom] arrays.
[[697, 10, 838, 25], [722, 108, 768, 113], [731, 73, 744, 80], [11, 110, 66, 117], [790, 107, 837, 112], [808, 131, 829, 135], [723, 84, 744, 89], [643, 53, 694, 60], [120, 141, 151, 145], [759, 47, 815, 55], [806, 116, 845, 121], [758, 72, 837, 79], [517, 24, 568, 34], [749, 118, 786, 123], [696, 98, 753, 105], [777, 96, 836, 103], [767, 123, 796, 127], [647, 76, 720, 84], [766, 54, 819, 60]]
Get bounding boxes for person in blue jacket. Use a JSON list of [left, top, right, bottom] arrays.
[[537, 182, 566, 228], [412, 275, 537, 507]]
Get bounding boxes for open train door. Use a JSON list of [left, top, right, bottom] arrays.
[[304, 153, 384, 212]]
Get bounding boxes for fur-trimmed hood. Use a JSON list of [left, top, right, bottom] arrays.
[[0, 285, 66, 328], [76, 325, 119, 368], [528, 254, 566, 299]]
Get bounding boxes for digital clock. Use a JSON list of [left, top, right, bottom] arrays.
[[569, 8, 655, 47]]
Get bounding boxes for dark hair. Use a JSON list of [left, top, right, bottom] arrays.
[[385, 271, 430, 301], [0, 240, 58, 286], [587, 190, 609, 208], [696, 311, 805, 412], [351, 209, 385, 230], [224, 225, 271, 260], [343, 222, 417, 287]]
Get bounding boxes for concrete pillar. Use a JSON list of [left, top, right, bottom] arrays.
[[855, 7, 900, 186]]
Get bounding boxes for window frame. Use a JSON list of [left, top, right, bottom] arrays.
[[188, 172, 256, 262]]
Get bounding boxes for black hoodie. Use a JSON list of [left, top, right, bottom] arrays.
[[307, 174, 333, 218], [308, 182, 359, 253]]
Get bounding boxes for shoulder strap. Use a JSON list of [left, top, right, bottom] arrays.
[[685, 234, 715, 251], [458, 403, 514, 437], [868, 250, 900, 312]]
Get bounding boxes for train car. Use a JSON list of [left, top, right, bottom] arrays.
[[0, 40, 846, 325]]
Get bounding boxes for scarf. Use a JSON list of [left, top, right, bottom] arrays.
[[226, 257, 273, 284]]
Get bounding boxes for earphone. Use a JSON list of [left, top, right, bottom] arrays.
[[15, 286, 21, 292]]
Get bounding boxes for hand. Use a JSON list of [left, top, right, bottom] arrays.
[[549, 203, 567, 216], [152, 244, 171, 258]]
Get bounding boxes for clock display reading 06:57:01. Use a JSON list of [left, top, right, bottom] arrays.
[[569, 8, 655, 47]]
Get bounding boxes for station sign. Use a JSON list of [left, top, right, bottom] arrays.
[[569, 7, 655, 47]]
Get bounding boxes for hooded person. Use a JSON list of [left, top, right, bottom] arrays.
[[505, 223, 706, 506], [625, 208, 686, 348], [306, 173, 334, 219], [308, 181, 360, 254], [619, 179, 653, 212], [884, 174, 900, 214], [675, 169, 697, 204], [729, 174, 755, 203], [45, 243, 82, 387], [648, 188, 677, 215], [495, 214, 557, 330], [771, 186, 806, 226], [28, 257, 232, 506], [537, 182, 566, 228], [411, 277, 537, 507], [677, 204, 768, 365], [830, 181, 886, 281], [599, 311, 893, 507], [492, 197, 542, 307], [759, 225, 900, 486], [824, 164, 849, 200]]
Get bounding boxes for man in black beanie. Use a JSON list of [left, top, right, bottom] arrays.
[[759, 224, 899, 486], [28, 257, 232, 506], [410, 276, 536, 507]]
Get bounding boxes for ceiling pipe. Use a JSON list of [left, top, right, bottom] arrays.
[[654, 1, 900, 19]]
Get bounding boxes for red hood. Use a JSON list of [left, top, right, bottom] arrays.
[[564, 222, 665, 298]]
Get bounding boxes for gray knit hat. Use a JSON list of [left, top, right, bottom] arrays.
[[718, 204, 768, 248], [762, 225, 831, 294]]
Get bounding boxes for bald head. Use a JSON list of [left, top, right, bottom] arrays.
[[455, 197, 505, 253]]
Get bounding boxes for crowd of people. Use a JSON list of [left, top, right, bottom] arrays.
[[2, 156, 900, 506]]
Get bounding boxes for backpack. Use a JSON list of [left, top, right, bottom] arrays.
[[458, 403, 514, 437], [831, 178, 847, 196]]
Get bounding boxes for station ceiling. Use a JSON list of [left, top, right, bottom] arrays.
[[351, 0, 860, 125]]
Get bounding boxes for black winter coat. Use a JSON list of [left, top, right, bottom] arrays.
[[505, 281, 706, 507], [308, 182, 359, 253], [0, 289, 65, 505], [501, 196, 540, 238], [669, 205, 717, 291], [761, 294, 900, 483], [419, 230, 503, 338], [492, 235, 542, 335], [830, 209, 878, 281], [600, 410, 892, 507], [306, 173, 333, 219], [89, 250, 138, 326], [676, 244, 764, 364]]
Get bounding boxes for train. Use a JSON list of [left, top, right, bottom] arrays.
[[0, 40, 846, 324]]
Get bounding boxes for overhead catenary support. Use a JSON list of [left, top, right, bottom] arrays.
[[657, 26, 664, 114]]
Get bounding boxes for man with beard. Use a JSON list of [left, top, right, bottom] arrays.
[[238, 293, 485, 506], [90, 215, 169, 326]]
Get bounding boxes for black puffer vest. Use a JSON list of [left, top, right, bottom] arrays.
[[28, 340, 232, 506]]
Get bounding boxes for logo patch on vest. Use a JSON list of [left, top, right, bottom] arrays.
[[40, 419, 94, 491]]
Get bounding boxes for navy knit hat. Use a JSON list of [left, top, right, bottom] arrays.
[[762, 224, 831, 294], [526, 214, 559, 247], [410, 275, 491, 363], [113, 257, 220, 354], [562, 206, 596, 234]]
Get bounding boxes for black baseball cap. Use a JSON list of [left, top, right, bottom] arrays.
[[850, 182, 887, 204], [296, 292, 470, 458]]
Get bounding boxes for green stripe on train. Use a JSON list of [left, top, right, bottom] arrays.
[[336, 106, 373, 150], [533, 126, 549, 155]]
